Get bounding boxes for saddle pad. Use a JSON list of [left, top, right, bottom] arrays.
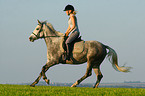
[[72, 41, 85, 53]]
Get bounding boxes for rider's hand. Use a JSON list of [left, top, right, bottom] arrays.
[[64, 34, 66, 37], [64, 33, 68, 37]]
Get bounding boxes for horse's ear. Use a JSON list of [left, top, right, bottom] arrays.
[[37, 19, 42, 26]]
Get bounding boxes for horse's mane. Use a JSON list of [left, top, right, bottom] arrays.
[[42, 21, 63, 36]]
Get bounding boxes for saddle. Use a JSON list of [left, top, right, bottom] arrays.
[[60, 36, 85, 54]]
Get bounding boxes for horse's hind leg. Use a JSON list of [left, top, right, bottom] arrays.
[[71, 62, 92, 87], [93, 67, 103, 88]]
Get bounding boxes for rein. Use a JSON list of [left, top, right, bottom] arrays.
[[32, 32, 64, 39]]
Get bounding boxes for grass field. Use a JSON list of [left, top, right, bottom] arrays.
[[0, 84, 145, 96]]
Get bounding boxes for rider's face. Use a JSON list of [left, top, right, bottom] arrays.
[[66, 10, 71, 16]]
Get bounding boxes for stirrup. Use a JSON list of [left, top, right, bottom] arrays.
[[66, 55, 70, 60], [62, 52, 71, 61], [62, 52, 66, 60]]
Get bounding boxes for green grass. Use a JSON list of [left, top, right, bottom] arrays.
[[0, 84, 145, 96]]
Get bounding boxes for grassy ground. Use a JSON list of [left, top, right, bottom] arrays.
[[0, 84, 145, 96]]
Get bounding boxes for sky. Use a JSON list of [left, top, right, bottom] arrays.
[[0, 0, 145, 84]]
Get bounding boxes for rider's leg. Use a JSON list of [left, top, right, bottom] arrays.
[[65, 31, 79, 60], [65, 43, 71, 60]]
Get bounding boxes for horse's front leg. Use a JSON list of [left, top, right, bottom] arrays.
[[30, 62, 57, 87], [30, 71, 42, 87]]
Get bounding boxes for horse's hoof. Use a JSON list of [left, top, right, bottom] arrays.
[[71, 81, 78, 87], [71, 84, 77, 87], [45, 79, 50, 85], [30, 84, 35, 87], [93, 86, 98, 88]]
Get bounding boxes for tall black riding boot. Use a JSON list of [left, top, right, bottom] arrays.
[[66, 43, 72, 60]]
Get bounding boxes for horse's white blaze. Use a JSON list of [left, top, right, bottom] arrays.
[[29, 25, 41, 42]]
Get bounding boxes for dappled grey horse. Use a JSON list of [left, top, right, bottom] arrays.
[[29, 20, 131, 88]]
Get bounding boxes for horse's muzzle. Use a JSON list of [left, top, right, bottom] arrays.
[[29, 36, 34, 42]]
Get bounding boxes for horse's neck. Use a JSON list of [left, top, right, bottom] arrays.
[[44, 37, 62, 62], [44, 23, 64, 37], [43, 23, 64, 59], [44, 36, 61, 48], [43, 27, 63, 52]]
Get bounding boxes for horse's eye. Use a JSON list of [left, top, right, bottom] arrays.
[[36, 28, 39, 30]]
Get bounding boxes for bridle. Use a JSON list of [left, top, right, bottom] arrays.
[[32, 24, 64, 39]]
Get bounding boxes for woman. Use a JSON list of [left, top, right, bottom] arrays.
[[63, 4, 80, 60]]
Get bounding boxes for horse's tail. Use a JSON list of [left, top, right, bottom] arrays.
[[105, 45, 132, 72]]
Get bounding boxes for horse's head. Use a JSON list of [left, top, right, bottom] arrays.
[[29, 20, 45, 42], [29, 20, 64, 42]]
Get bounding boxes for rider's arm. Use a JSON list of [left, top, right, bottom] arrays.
[[69, 14, 76, 33], [65, 25, 71, 36], [65, 14, 76, 36]]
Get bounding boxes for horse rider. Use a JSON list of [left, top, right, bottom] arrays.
[[63, 4, 80, 60]]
